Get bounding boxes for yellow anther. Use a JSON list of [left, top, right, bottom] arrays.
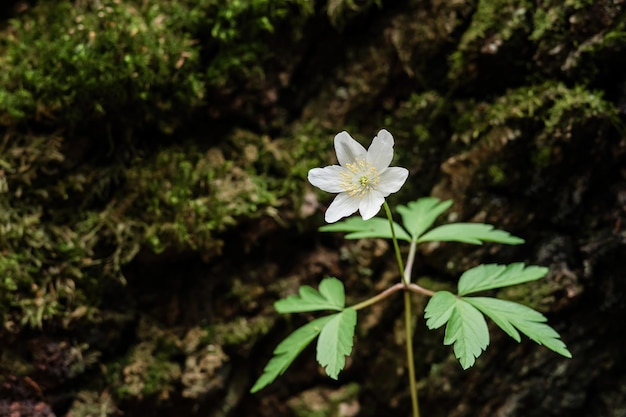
[[340, 158, 380, 198]]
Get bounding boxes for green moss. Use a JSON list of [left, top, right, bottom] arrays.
[[0, 0, 332, 333], [209, 316, 274, 347], [449, 0, 532, 80], [496, 279, 563, 312], [0, 1, 204, 128], [0, 201, 97, 329], [530, 0, 596, 41], [115, 134, 290, 256], [0, 0, 313, 127], [0, 116, 332, 330], [287, 383, 361, 417], [201, 0, 314, 85], [181, 343, 228, 399], [462, 0, 531, 47], [112, 340, 181, 400], [105, 317, 268, 402], [452, 82, 618, 143], [66, 391, 119, 417], [486, 164, 507, 185], [385, 91, 446, 143], [107, 319, 184, 400], [448, 0, 624, 86]]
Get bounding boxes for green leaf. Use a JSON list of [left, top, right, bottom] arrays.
[[250, 315, 334, 393], [425, 291, 490, 369], [416, 223, 525, 245], [423, 290, 457, 329], [318, 277, 345, 309], [445, 300, 490, 369], [319, 217, 411, 241], [396, 197, 453, 240], [275, 277, 345, 313], [457, 263, 548, 296], [316, 308, 357, 379], [465, 297, 572, 358]]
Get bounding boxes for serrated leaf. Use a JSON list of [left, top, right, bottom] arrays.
[[397, 197, 453, 240], [425, 291, 490, 369], [316, 308, 357, 379], [250, 315, 334, 393], [416, 223, 525, 245], [319, 217, 411, 241], [424, 290, 457, 329], [457, 263, 548, 296], [318, 277, 345, 308], [446, 301, 490, 369], [275, 277, 345, 313], [465, 297, 572, 358]]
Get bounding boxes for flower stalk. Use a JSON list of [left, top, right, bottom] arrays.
[[383, 201, 420, 417]]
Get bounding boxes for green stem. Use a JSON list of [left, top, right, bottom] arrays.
[[404, 239, 418, 284], [383, 202, 405, 276], [382, 202, 420, 417], [404, 240, 435, 295], [404, 290, 420, 417], [350, 283, 435, 311], [351, 283, 405, 311]]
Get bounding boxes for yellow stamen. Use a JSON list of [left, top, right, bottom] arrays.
[[340, 159, 380, 198]]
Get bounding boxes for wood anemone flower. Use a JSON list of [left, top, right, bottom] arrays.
[[308, 129, 409, 223]]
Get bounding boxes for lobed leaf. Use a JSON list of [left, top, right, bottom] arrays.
[[423, 290, 457, 329], [319, 217, 411, 241], [396, 197, 453, 240], [318, 277, 345, 309], [425, 291, 490, 369], [457, 263, 548, 296], [416, 223, 524, 245], [250, 315, 334, 393], [465, 297, 571, 358], [316, 308, 357, 379], [275, 277, 345, 313]]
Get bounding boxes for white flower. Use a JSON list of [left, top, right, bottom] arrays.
[[308, 129, 409, 223]]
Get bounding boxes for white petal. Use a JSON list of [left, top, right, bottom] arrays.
[[325, 192, 360, 223], [359, 191, 385, 220], [335, 131, 367, 166], [377, 167, 409, 196], [308, 166, 345, 193], [367, 129, 394, 171]]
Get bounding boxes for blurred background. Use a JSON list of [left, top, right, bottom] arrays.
[[0, 0, 624, 416]]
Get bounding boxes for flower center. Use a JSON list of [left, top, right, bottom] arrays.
[[340, 159, 380, 198]]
